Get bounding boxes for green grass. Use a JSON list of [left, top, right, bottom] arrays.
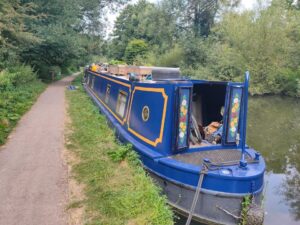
[[66, 75, 174, 225], [0, 80, 46, 145]]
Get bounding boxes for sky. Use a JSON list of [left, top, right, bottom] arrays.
[[240, 0, 257, 9]]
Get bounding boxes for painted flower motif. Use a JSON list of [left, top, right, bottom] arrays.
[[178, 92, 189, 146], [229, 92, 241, 138], [179, 132, 184, 138], [179, 122, 186, 132], [181, 106, 185, 113]]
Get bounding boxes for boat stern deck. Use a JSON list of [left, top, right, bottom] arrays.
[[170, 149, 253, 166]]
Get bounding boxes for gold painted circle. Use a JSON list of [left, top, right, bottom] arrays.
[[142, 106, 150, 122]]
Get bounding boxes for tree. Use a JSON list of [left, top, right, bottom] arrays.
[[124, 39, 148, 64], [109, 0, 176, 60], [18, 0, 129, 78], [161, 0, 234, 37], [0, 0, 39, 70], [206, 0, 300, 95]]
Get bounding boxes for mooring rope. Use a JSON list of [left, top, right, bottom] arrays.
[[185, 158, 259, 225], [185, 162, 208, 225]]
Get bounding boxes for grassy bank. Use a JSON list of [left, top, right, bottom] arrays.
[[0, 66, 46, 145], [66, 75, 174, 225]]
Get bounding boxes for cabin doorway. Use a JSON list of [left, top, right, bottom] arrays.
[[190, 82, 227, 147]]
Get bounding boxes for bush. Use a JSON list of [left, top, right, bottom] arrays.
[[0, 65, 45, 144], [276, 69, 300, 97], [109, 59, 127, 65], [61, 65, 77, 76], [157, 45, 184, 67], [0, 65, 37, 91], [124, 39, 148, 64]]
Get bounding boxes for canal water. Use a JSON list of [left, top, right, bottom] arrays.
[[176, 96, 300, 225]]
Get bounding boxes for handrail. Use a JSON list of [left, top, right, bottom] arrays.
[[239, 71, 250, 168]]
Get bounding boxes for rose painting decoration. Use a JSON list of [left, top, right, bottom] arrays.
[[228, 91, 241, 141], [178, 89, 189, 148]]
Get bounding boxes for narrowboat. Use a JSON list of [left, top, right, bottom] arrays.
[[83, 65, 265, 225]]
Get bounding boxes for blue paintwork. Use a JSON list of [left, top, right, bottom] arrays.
[[129, 91, 164, 140], [84, 70, 265, 195]]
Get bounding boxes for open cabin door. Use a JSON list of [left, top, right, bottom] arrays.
[[174, 87, 192, 153], [222, 83, 244, 146]]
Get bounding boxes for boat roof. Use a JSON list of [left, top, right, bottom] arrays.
[[91, 64, 243, 86]]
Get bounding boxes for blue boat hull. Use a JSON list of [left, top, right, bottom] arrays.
[[82, 70, 265, 225]]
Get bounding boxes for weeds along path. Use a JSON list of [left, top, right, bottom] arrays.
[[0, 74, 78, 225]]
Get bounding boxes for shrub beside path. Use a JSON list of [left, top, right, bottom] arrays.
[[0, 75, 77, 225]]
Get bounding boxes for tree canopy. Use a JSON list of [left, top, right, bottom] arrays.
[[1, 0, 299, 96], [106, 0, 300, 96], [0, 0, 128, 78]]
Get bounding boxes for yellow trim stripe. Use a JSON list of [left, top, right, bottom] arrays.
[[127, 87, 168, 147]]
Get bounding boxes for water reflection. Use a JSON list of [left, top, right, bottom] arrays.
[[248, 96, 300, 225], [176, 96, 300, 225]]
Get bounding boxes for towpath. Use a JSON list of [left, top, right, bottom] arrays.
[[0, 75, 77, 225]]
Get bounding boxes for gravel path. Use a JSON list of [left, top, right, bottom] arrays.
[[0, 75, 76, 225]]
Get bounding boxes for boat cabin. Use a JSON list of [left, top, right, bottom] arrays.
[[84, 65, 245, 157]]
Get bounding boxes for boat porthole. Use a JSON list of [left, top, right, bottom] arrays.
[[142, 106, 150, 122]]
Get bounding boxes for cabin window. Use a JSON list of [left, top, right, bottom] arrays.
[[91, 76, 95, 89], [116, 91, 127, 118], [105, 84, 111, 103], [87, 75, 90, 85]]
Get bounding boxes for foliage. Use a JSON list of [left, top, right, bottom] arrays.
[[1, 0, 129, 79], [239, 195, 251, 225], [124, 39, 148, 64], [109, 0, 177, 60], [0, 0, 40, 70], [0, 65, 45, 145], [160, 0, 220, 37], [207, 0, 300, 95], [66, 75, 174, 225], [109, 59, 127, 65], [0, 65, 37, 90], [106, 0, 300, 96], [107, 143, 142, 167], [150, 45, 184, 67]]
